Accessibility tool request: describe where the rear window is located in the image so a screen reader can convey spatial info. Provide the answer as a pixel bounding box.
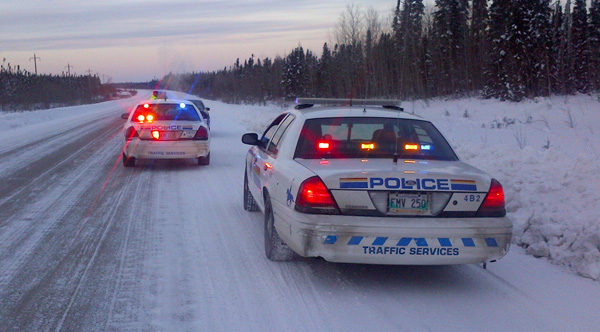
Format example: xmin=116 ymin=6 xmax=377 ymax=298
xmin=132 ymin=104 xmax=201 ymax=121
xmin=294 ymin=117 xmax=458 ymax=160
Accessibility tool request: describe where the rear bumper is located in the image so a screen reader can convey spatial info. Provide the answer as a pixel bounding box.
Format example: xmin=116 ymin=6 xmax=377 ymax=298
xmin=272 ymin=200 xmax=512 ymax=265
xmin=124 ymin=139 xmax=209 ymax=159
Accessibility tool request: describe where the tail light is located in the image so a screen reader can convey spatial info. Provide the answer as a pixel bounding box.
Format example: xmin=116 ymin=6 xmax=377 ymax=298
xmin=194 ymin=126 xmax=208 ymax=140
xmin=295 ymin=176 xmax=340 ymax=214
xmin=477 ymin=179 xmax=506 ymax=217
xmin=125 ymin=126 xmax=138 ymax=140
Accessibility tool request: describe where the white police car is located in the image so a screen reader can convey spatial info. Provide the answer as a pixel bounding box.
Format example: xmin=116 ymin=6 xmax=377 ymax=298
xmin=242 ymin=98 xmax=512 ymax=265
xmin=121 ymin=99 xmax=210 ymax=167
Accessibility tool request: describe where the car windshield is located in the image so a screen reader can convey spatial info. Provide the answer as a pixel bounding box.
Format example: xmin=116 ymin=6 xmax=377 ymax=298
xmin=294 ymin=117 xmax=458 ymax=160
xmin=132 ymin=104 xmax=201 ymax=121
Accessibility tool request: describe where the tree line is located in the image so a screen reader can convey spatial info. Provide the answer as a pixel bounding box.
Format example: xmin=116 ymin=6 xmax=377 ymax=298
xmin=165 ymin=0 xmax=600 ymax=103
xmin=0 ymin=61 xmax=116 ymax=111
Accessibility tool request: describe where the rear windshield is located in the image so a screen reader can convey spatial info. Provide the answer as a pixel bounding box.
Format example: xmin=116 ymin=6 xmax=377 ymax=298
xmin=294 ymin=117 xmax=458 ymax=160
xmin=132 ymin=104 xmax=201 ymax=121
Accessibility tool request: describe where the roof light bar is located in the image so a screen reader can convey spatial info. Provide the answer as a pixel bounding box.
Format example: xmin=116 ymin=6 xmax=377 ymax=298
xmin=295 ymin=98 xmax=401 ymax=107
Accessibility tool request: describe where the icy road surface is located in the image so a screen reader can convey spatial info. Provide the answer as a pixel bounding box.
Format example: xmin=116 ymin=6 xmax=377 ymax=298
xmin=1 ymin=95 xmax=599 ymax=331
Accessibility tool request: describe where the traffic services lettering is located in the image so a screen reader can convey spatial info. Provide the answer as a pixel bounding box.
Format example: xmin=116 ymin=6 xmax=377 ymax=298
xmin=148 ymin=151 xmax=186 ymax=155
xmin=340 ymin=177 xmax=477 ymax=191
xmin=362 ymin=246 xmax=459 ymax=256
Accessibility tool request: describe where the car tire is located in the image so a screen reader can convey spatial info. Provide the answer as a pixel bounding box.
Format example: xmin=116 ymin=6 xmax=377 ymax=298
xmin=264 ymin=193 xmax=295 ymax=261
xmin=243 ymin=171 xmax=259 ymax=211
xmin=123 ymin=153 xmax=136 ymax=167
xmin=198 ymin=152 xmax=210 ymax=165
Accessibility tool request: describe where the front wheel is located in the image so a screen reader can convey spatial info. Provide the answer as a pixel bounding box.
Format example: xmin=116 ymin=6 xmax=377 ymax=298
xmin=264 ymin=194 xmax=295 ymax=261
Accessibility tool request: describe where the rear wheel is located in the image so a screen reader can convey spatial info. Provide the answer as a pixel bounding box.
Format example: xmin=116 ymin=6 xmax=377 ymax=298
xmin=198 ymin=152 xmax=210 ymax=165
xmin=122 ymin=153 xmax=135 ymax=167
xmin=264 ymin=194 xmax=295 ymax=261
xmin=243 ymin=171 xmax=258 ymax=211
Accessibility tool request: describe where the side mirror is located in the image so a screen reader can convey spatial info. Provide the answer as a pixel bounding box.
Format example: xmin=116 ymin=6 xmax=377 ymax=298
xmin=205 ymin=107 xmax=210 ymax=112
xmin=121 ymin=113 xmax=129 ymax=119
xmin=241 ymin=133 xmax=259 ymax=145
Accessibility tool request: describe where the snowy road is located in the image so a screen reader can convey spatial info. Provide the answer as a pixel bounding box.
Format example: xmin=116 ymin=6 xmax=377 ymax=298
xmin=1 ymin=95 xmax=599 ymax=331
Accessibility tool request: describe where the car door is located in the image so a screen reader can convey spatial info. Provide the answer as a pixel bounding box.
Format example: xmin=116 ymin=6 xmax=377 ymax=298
xmin=262 ymin=114 xmax=296 ymax=208
xmin=247 ymin=113 xmax=288 ymax=203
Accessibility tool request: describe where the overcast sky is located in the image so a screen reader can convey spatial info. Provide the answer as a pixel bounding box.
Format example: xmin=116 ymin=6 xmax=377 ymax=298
xmin=2 ymin=1 xmax=398 ymax=83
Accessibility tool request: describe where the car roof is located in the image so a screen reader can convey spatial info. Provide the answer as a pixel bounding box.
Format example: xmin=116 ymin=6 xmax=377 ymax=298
xmin=292 ymin=106 xmax=425 ymax=121
xmin=138 ymin=99 xmax=193 ymax=105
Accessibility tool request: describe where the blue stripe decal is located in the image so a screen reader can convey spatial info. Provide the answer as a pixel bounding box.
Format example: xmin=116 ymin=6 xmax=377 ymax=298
xmin=438 ymin=238 xmax=452 ymax=247
xmin=347 ymin=236 xmax=363 ymax=245
xmin=372 ymin=237 xmax=388 ymax=246
xmin=462 ymin=238 xmax=476 ymax=247
xmin=397 ymin=238 xmax=412 ymax=246
xmin=340 ymin=182 xmax=368 ymax=189
xmin=324 ymin=235 xmax=337 ymax=245
xmin=485 ymin=238 xmax=498 ymax=247
xmin=415 ymin=238 xmax=428 ymax=247
xmin=451 ymin=184 xmax=478 ymax=191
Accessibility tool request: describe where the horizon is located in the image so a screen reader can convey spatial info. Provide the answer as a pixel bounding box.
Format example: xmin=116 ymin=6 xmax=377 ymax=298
xmin=2 ymin=1 xmax=396 ymax=83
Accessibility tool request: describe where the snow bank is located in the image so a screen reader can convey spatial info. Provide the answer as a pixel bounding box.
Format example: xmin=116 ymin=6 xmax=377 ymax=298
xmin=225 ymin=94 xmax=600 ymax=280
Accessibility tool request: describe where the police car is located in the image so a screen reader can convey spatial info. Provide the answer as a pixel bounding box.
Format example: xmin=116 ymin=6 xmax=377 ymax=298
xmin=242 ymin=98 xmax=512 ymax=265
xmin=121 ymin=99 xmax=210 ymax=167
xmin=188 ymin=99 xmax=211 ymax=129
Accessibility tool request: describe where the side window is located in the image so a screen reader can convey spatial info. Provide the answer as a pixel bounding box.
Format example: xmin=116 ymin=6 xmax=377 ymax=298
xmin=260 ymin=113 xmax=287 ymax=149
xmin=267 ymin=114 xmax=295 ymax=155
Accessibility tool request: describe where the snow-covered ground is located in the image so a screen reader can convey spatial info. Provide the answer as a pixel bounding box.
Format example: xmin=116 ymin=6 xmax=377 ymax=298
xmin=1 ymin=90 xmax=600 ymax=331
xmin=1 ymin=93 xmax=599 ymax=281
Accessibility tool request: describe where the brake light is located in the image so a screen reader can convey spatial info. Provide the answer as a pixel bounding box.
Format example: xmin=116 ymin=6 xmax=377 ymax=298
xmin=125 ymin=126 xmax=138 ymax=140
xmin=318 ymin=141 xmax=330 ymax=149
xmin=194 ymin=126 xmax=208 ymax=140
xmin=295 ymin=176 xmax=339 ymax=214
xmin=152 ymin=130 xmax=160 ymax=140
xmin=477 ymin=179 xmax=506 ymax=217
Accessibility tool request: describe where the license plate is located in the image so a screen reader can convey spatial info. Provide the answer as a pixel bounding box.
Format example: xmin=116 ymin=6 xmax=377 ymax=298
xmin=156 ymin=131 xmax=181 ymax=140
xmin=388 ymin=193 xmax=428 ymax=214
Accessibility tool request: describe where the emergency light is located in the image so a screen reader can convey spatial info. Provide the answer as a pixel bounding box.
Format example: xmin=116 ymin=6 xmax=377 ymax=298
xmin=361 ymin=143 xmax=375 ymax=150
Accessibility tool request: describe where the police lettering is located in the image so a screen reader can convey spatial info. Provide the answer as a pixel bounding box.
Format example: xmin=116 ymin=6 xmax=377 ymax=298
xmin=149 ymin=125 xmax=183 ymax=130
xmin=369 ymin=177 xmax=450 ymax=190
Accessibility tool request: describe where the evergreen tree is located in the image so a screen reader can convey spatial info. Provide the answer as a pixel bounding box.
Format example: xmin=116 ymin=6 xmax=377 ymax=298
xmin=590 ymin=0 xmax=600 ymax=90
xmin=470 ymin=0 xmax=490 ymax=92
xmin=550 ymin=2 xmax=567 ymax=94
xmin=525 ymin=0 xmax=552 ymax=96
xmin=317 ymin=43 xmax=334 ymax=97
xmin=486 ymin=0 xmax=552 ymax=100
xmin=571 ymin=0 xmax=589 ymax=92
xmin=395 ymin=0 xmax=425 ymax=98
xmin=281 ymin=46 xmax=308 ymax=99
xmin=432 ymin=0 xmax=469 ymax=95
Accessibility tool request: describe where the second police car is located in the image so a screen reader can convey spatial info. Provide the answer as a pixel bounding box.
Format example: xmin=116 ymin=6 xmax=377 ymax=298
xmin=242 ymin=98 xmax=512 ymax=265
xmin=122 ymin=98 xmax=210 ymax=167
